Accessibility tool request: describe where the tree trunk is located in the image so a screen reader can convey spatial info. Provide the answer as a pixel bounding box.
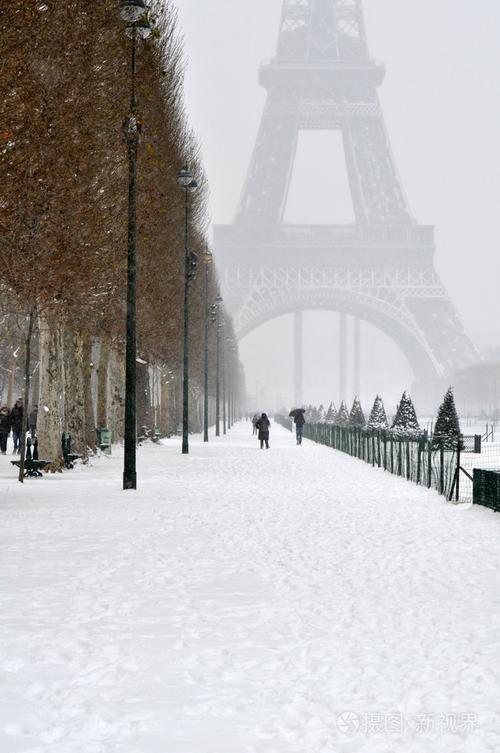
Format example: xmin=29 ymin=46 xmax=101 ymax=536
xmin=29 ymin=321 xmax=40 ymax=408
xmin=160 ymin=373 xmax=170 ymax=436
xmin=62 ymin=329 xmax=86 ymax=456
xmin=82 ymin=332 xmax=96 ymax=452
xmin=136 ymin=361 xmax=151 ymax=434
xmin=37 ymin=316 xmax=64 ymax=460
xmin=108 ymin=345 xmax=125 ymax=443
xmin=97 ymin=338 xmax=111 ymax=429
xmin=6 ymin=352 xmax=16 ymax=407
xmin=18 ymin=307 xmax=36 ymax=482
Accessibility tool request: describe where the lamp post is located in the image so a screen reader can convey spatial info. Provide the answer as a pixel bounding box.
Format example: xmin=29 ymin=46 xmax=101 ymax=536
xmin=228 ymin=351 xmax=233 ymax=430
xmin=202 ymin=246 xmax=213 ymax=442
xmin=221 ymin=315 xmax=226 ymax=435
xmin=177 ymin=166 xmax=198 ymax=455
xmin=214 ymin=294 xmax=223 ymax=436
xmin=226 ymin=339 xmax=237 ymax=430
xmin=120 ymin=0 xmax=151 ymax=491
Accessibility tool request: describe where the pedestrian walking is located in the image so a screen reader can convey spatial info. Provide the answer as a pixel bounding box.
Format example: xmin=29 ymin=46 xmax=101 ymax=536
xmin=28 ymin=404 xmax=38 ymax=438
xmin=252 ymin=413 xmax=260 ymax=436
xmin=256 ymin=412 xmax=271 ymax=449
xmin=10 ymin=398 xmax=24 ymax=454
xmin=0 ymin=405 xmax=10 ymax=455
xmin=289 ymin=407 xmax=306 ymax=445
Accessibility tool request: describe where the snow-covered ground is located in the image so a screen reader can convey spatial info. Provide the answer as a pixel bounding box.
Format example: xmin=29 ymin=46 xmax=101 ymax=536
xmin=1 ymin=421 xmax=500 ymax=753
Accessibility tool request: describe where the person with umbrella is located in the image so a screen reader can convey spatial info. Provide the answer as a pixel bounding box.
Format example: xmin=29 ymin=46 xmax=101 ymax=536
xmin=289 ymin=408 xmax=306 ymax=445
xmin=255 ymin=412 xmax=271 ymax=449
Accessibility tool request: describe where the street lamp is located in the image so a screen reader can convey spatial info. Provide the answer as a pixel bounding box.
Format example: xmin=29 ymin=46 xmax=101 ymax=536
xmin=228 ymin=349 xmax=233 ymax=431
xmin=222 ymin=315 xmax=226 ymax=435
xmin=231 ymin=341 xmax=238 ymax=428
xmin=177 ymin=166 xmax=198 ymax=454
xmin=226 ymin=339 xmax=237 ymax=430
xmin=202 ymin=245 xmax=213 ymax=442
xmin=120 ymin=0 xmax=151 ymax=491
xmin=213 ymin=294 xmax=223 ymax=436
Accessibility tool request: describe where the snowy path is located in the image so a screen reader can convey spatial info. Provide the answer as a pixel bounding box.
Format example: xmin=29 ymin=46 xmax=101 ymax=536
xmin=1 ymin=422 xmax=500 ymax=753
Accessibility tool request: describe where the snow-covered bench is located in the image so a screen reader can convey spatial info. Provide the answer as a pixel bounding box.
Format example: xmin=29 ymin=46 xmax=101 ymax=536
xmin=11 ymin=438 xmax=50 ymax=478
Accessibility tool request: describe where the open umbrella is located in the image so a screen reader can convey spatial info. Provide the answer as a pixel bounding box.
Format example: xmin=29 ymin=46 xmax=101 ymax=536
xmin=289 ymin=408 xmax=305 ymax=418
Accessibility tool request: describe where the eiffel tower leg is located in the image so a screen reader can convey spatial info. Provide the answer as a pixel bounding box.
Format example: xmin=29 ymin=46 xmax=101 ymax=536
xmin=339 ymin=313 xmax=347 ymax=400
xmin=354 ymin=317 xmax=361 ymax=398
xmin=342 ymin=124 xmax=367 ymax=223
xmin=294 ymin=310 xmax=303 ymax=406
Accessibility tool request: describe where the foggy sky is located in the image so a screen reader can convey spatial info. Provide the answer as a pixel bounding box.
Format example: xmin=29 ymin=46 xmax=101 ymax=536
xmin=173 ymin=0 xmax=500 ymax=408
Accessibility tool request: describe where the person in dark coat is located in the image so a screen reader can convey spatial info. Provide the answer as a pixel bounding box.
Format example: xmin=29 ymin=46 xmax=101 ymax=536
xmin=10 ymin=398 xmax=23 ymax=454
xmin=28 ymin=404 xmax=38 ymax=438
xmin=0 ymin=406 xmax=10 ymax=454
xmin=294 ymin=409 xmax=306 ymax=445
xmin=256 ymin=412 xmax=271 ymax=449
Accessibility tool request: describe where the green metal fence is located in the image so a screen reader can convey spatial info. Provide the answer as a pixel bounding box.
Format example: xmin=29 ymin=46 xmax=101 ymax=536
xmin=276 ymin=416 xmax=467 ymax=503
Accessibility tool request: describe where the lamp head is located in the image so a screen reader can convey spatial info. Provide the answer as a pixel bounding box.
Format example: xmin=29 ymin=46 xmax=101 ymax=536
xmin=177 ymin=167 xmax=193 ymax=188
xmin=119 ymin=0 xmax=146 ymax=23
xmin=126 ymin=19 xmax=152 ymax=38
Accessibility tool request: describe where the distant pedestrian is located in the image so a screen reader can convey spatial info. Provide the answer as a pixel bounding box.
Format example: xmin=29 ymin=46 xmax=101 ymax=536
xmin=0 ymin=406 xmax=10 ymax=455
xmin=292 ymin=408 xmax=306 ymax=445
xmin=256 ymin=412 xmax=271 ymax=449
xmin=28 ymin=404 xmax=38 ymax=438
xmin=10 ymin=398 xmax=23 ymax=454
xmin=252 ymin=413 xmax=260 ymax=435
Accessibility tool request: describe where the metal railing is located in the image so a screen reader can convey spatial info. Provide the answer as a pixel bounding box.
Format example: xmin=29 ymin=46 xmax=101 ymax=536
xmin=276 ymin=416 xmax=493 ymax=505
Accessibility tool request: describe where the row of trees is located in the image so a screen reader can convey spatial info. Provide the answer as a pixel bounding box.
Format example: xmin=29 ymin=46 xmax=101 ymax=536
xmin=0 ymin=1 xmax=243 ymax=462
xmin=293 ymin=387 xmax=461 ymax=444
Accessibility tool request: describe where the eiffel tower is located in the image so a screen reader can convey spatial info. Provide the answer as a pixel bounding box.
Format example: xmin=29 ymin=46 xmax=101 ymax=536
xmin=214 ymin=0 xmax=478 ymax=407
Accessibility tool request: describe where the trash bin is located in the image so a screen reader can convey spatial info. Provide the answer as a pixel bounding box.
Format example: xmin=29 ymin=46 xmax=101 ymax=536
xmin=98 ymin=427 xmax=112 ymax=455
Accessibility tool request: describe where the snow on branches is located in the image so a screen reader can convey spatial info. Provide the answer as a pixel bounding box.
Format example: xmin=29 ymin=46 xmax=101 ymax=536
xmin=367 ymin=395 xmax=389 ymax=430
xmin=391 ymin=391 xmax=421 ymax=438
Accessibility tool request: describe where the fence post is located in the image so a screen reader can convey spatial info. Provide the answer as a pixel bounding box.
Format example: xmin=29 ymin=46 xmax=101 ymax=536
xmin=406 ymin=441 xmax=411 ymax=481
xmin=427 ymin=440 xmax=432 ymax=488
xmin=439 ymin=442 xmax=444 ymax=495
xmin=383 ymin=432 xmax=387 ymax=471
xmin=416 ymin=438 xmax=422 ymax=485
xmin=398 ymin=441 xmax=402 ymax=476
xmin=390 ymin=435 xmax=394 ymax=474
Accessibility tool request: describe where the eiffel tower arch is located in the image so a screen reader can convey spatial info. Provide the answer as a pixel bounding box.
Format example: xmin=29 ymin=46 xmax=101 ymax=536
xmin=214 ymin=0 xmax=478 ymax=406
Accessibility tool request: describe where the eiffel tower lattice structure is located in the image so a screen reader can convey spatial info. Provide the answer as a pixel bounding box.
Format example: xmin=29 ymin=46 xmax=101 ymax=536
xmin=214 ymin=0 xmax=478 ymax=403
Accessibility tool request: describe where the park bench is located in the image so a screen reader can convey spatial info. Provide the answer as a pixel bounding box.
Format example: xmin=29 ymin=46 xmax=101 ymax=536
xmin=61 ymin=432 xmax=81 ymax=469
xmin=138 ymin=425 xmax=151 ymax=444
xmin=11 ymin=437 xmax=51 ymax=478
